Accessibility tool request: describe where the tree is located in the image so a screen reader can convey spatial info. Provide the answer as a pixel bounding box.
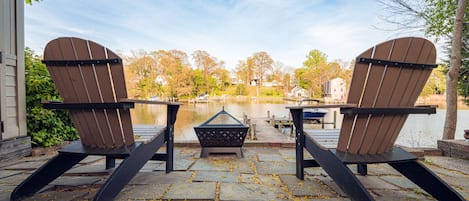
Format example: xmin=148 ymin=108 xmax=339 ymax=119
xmin=377 ymin=0 xmax=468 ymax=139
xmin=443 ymin=0 xmax=467 ymax=139
xmin=25 ymin=0 xmax=40 ymax=5
xmin=235 ymin=60 xmax=254 ymax=86
xmin=303 ymin=50 xmax=327 ymax=68
xmin=251 ymin=51 xmax=274 ymax=87
xmin=126 ymin=55 xmax=158 ymax=98
xmin=296 ymin=50 xmax=331 ymax=98
xmin=191 ymin=50 xmax=218 ymax=94
xmin=156 ymin=50 xmax=193 ymax=98
xmin=422 ymin=65 xmax=447 ymax=96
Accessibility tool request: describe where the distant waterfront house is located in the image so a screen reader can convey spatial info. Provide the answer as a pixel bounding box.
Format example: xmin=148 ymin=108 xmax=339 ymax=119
xmin=262 ymin=80 xmax=282 ymax=87
xmin=323 ymin=77 xmax=346 ymax=102
xmin=289 ymin=86 xmax=309 ymax=98
xmin=0 ymin=0 xmax=30 ymax=161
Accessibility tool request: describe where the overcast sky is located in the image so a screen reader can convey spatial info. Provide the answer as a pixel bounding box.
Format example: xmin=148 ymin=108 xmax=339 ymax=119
xmin=25 ymin=0 xmax=426 ymax=70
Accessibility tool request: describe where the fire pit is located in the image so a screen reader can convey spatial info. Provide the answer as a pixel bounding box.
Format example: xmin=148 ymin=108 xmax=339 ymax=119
xmin=194 ymin=107 xmax=249 ymax=157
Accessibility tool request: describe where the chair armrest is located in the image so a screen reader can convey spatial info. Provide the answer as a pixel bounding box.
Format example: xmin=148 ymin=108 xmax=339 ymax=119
xmin=42 ymin=101 xmax=135 ymax=110
xmin=119 ymin=98 xmax=183 ymax=106
xmin=286 ymin=104 xmax=357 ymax=110
xmin=340 ymin=105 xmax=436 ymax=116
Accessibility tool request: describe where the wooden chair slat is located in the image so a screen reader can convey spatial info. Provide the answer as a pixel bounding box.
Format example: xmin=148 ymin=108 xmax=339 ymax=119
xmin=45 ymin=38 xmax=104 ymax=147
xmin=382 ymin=38 xmax=436 ymax=152
xmin=43 ymin=37 xmax=137 ymax=148
xmin=337 ymin=37 xmax=436 ymax=154
xmin=87 ymin=40 xmax=125 ymax=147
xmin=44 ymin=41 xmax=91 ymax=145
xmin=71 ymin=38 xmax=113 ymax=148
xmin=360 ymin=38 xmax=413 ymax=154
xmin=347 ymin=39 xmax=394 ymax=154
xmin=337 ymin=49 xmax=372 ymax=151
xmin=106 ymin=50 xmax=134 ymax=145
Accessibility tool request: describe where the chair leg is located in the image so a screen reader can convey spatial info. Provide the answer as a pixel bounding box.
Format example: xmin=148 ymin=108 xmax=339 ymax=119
xmin=93 ymin=136 xmax=165 ymax=201
xmin=357 ymin=164 xmax=368 ymax=176
xmin=166 ymin=128 xmax=174 ymax=173
xmin=11 ymin=153 xmax=86 ymax=201
xmin=290 ymin=108 xmax=305 ymax=180
xmin=389 ymin=161 xmax=465 ymax=201
xmin=165 ymin=104 xmax=179 ymax=173
xmin=304 ymin=139 xmax=374 ymax=201
xmin=105 ymin=157 xmax=116 ymax=169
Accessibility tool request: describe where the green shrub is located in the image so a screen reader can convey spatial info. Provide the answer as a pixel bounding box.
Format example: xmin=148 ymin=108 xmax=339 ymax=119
xmin=25 ymin=48 xmax=78 ymax=147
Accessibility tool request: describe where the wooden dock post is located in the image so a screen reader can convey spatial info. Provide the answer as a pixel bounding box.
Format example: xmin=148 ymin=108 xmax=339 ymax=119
xmin=251 ymin=122 xmax=257 ymax=140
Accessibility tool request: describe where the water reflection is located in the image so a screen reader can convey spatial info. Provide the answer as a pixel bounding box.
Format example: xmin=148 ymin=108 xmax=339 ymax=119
xmin=130 ymin=100 xmax=468 ymax=148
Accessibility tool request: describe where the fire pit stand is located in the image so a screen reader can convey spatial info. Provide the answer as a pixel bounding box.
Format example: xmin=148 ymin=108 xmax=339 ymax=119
xmin=194 ymin=107 xmax=249 ymax=157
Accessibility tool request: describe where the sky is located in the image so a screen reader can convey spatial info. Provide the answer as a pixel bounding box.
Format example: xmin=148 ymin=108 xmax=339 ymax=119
xmin=24 ymin=0 xmax=426 ymax=70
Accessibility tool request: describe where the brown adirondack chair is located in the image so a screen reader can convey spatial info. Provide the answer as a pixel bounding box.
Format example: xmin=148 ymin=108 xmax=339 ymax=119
xmin=288 ymin=37 xmax=464 ymax=201
xmin=11 ymin=37 xmax=181 ymax=201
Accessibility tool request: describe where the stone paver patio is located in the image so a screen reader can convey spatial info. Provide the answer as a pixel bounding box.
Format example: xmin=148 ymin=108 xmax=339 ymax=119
xmin=1 ymin=146 xmax=468 ymax=200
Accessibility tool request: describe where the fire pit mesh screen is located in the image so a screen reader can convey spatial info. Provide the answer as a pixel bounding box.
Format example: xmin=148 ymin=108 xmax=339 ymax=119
xmin=194 ymin=107 xmax=249 ymax=157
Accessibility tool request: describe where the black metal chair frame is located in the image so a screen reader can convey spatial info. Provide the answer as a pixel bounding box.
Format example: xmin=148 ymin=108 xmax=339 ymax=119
xmin=289 ymin=105 xmax=464 ymax=201
xmin=10 ymin=103 xmax=179 ymax=201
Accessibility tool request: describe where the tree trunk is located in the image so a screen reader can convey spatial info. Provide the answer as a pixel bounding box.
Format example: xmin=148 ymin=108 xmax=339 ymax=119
xmin=443 ymin=0 xmax=467 ymax=139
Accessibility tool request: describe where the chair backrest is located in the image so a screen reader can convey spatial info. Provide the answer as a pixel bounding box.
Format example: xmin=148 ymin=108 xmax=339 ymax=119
xmin=43 ymin=37 xmax=134 ymax=148
xmin=337 ymin=37 xmax=436 ymax=154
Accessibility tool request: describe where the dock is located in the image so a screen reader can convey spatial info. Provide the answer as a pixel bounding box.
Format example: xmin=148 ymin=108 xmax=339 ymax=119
xmin=265 ymin=110 xmax=339 ymax=135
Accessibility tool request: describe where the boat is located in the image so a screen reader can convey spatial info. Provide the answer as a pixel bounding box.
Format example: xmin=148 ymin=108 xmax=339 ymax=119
xmin=299 ymin=98 xmax=328 ymax=123
xmin=196 ymin=94 xmax=209 ymax=103
xmin=303 ymin=108 xmax=328 ymax=119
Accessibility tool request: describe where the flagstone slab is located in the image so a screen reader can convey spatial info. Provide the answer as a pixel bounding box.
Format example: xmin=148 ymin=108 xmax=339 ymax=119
xmin=278 ymin=149 xmax=295 ymax=158
xmin=193 ymin=171 xmax=238 ymax=183
xmin=0 ymin=185 xmax=16 ymax=201
xmin=4 ymin=161 xmax=47 ymax=170
xmin=425 ymin=156 xmax=469 ymax=175
xmin=190 ymin=159 xmax=231 ymax=171
xmin=366 ymin=164 xmax=401 ymax=176
xmin=0 ymin=173 xmax=30 ymax=185
xmin=256 ymin=161 xmax=295 ymax=175
xmin=305 ymin=167 xmax=328 ymax=176
xmin=230 ymin=159 xmax=255 ymax=174
xmin=371 ymin=189 xmax=430 ymax=200
xmin=154 ymin=158 xmax=195 ymax=171
xmin=129 ymin=171 xmax=193 ymax=184
xmin=379 ymin=176 xmax=418 ymax=189
xmin=279 ymin=175 xmax=335 ymax=197
xmin=257 ymin=153 xmax=284 ymax=162
xmin=163 ymin=182 xmax=216 ymax=200
xmin=315 ymin=177 xmax=347 ymax=197
xmin=50 ymin=176 xmax=101 ymax=186
xmin=66 ymin=164 xmax=110 ymax=175
xmin=174 ymin=158 xmax=196 ymax=171
xmin=240 ymin=173 xmax=282 ymax=186
xmin=219 ymin=183 xmax=286 ymax=201
xmin=140 ymin=161 xmax=165 ymax=171
xmin=436 ymin=174 xmax=469 ymax=190
xmin=115 ymin=184 xmax=170 ymax=200
xmin=0 ymin=170 xmax=23 ymax=179
xmin=22 ymin=191 xmax=87 ymax=201
xmin=356 ymin=175 xmax=399 ymax=190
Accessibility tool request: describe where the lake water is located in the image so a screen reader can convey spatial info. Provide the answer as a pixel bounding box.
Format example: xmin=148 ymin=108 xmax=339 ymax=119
xmin=131 ymin=99 xmax=469 ymax=148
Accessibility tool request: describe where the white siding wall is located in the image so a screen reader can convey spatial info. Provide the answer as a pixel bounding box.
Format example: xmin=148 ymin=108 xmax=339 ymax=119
xmin=0 ymin=0 xmax=26 ymax=140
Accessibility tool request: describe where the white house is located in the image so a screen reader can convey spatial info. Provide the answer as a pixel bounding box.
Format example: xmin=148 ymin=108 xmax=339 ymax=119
xmin=289 ymin=86 xmax=309 ymax=98
xmin=0 ymin=0 xmax=29 ymax=161
xmin=323 ymin=77 xmax=346 ymax=102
